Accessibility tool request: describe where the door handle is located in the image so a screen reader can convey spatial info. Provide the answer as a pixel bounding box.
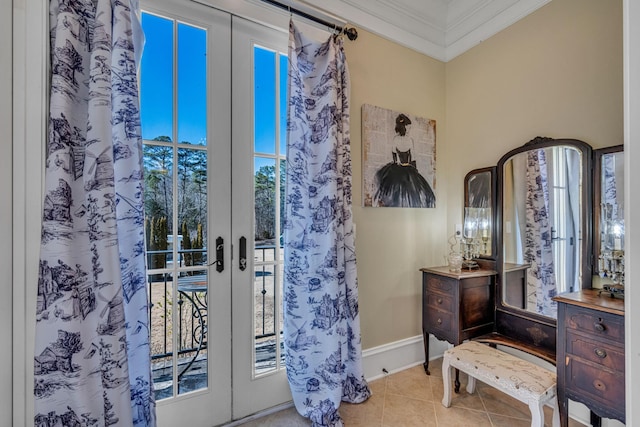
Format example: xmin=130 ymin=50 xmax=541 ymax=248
xmin=239 ymin=236 xmax=247 ymax=271
xmin=215 ymin=236 xmax=224 ymax=273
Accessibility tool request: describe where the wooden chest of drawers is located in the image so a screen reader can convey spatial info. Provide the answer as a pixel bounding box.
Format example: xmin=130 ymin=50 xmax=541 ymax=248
xmin=420 ymin=266 xmax=496 ymax=375
xmin=555 ymin=289 xmax=625 ymax=427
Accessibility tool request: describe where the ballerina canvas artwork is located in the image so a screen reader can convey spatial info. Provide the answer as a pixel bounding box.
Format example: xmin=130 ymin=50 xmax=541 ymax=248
xmin=362 ymin=104 xmax=436 ymax=208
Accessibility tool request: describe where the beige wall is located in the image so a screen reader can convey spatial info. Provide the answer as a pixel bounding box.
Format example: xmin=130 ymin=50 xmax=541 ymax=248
xmin=446 ymin=0 xmax=623 ymax=232
xmin=344 ymin=31 xmax=448 ymax=349
xmin=345 ymin=0 xmax=623 ymax=350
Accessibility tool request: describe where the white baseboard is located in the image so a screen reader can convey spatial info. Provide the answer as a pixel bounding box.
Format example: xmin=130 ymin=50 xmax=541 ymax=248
xmin=362 ymin=334 xmax=450 ymax=381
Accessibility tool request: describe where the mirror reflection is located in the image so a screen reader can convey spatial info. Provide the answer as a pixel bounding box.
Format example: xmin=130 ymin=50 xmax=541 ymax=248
xmin=465 ymin=170 xmax=493 ymax=258
xmin=597 ymin=149 xmax=625 ymax=296
xmin=502 ymin=145 xmax=583 ymax=318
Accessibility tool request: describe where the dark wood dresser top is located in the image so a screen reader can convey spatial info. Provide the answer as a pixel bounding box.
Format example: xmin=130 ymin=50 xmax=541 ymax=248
xmin=419 ymin=266 xmax=497 ymax=280
xmin=553 ymin=288 xmax=624 ymax=316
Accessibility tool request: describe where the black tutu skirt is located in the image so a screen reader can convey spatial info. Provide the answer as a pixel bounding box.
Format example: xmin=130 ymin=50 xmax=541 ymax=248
xmin=374 ymin=163 xmax=435 ymax=208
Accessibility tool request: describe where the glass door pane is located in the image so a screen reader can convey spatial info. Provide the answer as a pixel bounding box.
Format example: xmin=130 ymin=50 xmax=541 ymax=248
xmin=140 ymin=2 xmax=231 ymax=425
xmin=252 ymin=47 xmax=287 ymax=376
xmin=232 ymin=17 xmax=291 ymax=419
xmin=142 ymin=12 xmax=210 ymax=399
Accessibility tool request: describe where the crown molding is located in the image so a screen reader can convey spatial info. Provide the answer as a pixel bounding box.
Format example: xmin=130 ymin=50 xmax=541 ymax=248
xmin=302 ymin=0 xmax=551 ymax=62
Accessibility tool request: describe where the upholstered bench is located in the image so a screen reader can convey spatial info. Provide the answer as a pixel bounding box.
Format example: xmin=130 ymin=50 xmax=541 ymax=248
xmin=442 ymin=341 xmax=559 ymax=427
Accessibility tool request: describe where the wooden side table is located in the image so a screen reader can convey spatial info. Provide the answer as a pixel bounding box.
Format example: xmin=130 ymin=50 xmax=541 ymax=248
xmin=554 ymin=289 xmax=625 ymax=427
xmin=420 ymin=266 xmax=496 ymax=390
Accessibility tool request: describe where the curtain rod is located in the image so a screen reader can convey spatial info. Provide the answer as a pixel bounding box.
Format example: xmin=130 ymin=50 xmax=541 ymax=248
xmin=259 ymin=0 xmax=358 ymax=40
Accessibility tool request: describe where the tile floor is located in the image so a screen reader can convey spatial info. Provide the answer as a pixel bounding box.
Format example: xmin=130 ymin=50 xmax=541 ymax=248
xmin=236 ymin=357 xmax=586 ymax=427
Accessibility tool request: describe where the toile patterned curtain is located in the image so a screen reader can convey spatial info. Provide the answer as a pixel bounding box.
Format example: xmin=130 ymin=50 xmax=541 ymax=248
xmin=603 ymin=153 xmax=619 ymax=217
xmin=283 ymin=20 xmax=371 ymax=427
xmin=524 ymin=149 xmax=557 ymax=317
xmin=34 ymin=1 xmax=156 ymax=425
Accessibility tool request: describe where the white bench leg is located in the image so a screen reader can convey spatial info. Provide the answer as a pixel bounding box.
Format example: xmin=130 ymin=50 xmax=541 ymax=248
xmin=466 ymin=374 xmax=476 ymax=394
xmin=441 ymin=355 xmax=452 ymax=408
xmin=528 ymin=400 xmax=544 ymax=427
xmin=550 ymin=398 xmax=560 ymax=427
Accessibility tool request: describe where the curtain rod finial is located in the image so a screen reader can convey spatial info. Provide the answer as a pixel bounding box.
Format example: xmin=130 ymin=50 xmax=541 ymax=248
xmin=343 ymin=27 xmax=358 ymax=41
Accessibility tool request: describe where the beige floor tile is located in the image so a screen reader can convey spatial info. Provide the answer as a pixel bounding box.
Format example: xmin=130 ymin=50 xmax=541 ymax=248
xmin=385 ymin=365 xmax=433 ymax=402
xmin=491 ymin=410 xmax=579 ymax=427
xmin=431 ymin=364 xmax=484 ymax=413
xmin=425 ymin=358 xmax=442 ymax=378
xmin=476 ymin=381 xmax=530 ymax=419
xmin=382 ymin=394 xmax=437 ymax=427
xmin=368 ymin=376 xmax=387 ymax=396
xmin=340 ymin=388 xmax=385 ymax=426
xmin=233 ymin=357 xmax=590 ymax=427
xmin=488 ymin=413 xmax=532 ymax=427
xmin=434 ymin=404 xmax=492 ymax=427
xmin=432 ymin=377 xmax=486 ymax=412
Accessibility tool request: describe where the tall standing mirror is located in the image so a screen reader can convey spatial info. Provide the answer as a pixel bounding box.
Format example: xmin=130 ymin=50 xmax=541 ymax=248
xmin=464 ymin=167 xmax=496 ymax=259
xmin=594 ymin=145 xmax=624 ymax=297
xmin=496 ymin=137 xmax=592 ymax=356
xmin=500 ymin=138 xmax=592 ymax=317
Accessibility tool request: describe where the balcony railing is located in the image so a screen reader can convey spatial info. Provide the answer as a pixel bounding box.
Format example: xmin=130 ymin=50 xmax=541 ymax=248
xmin=147 ymin=245 xmax=283 ymax=398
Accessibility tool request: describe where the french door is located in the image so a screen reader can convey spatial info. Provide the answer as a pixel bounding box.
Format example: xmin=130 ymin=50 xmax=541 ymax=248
xmin=140 ymin=1 xmax=290 ymax=425
xmin=231 ymin=17 xmax=290 ymax=419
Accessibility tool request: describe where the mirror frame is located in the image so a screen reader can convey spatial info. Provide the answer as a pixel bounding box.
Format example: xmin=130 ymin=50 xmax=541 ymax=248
xmin=593 ymin=145 xmax=624 ymax=276
xmin=495 ymin=136 xmax=593 ymax=357
xmin=464 ymin=167 xmax=497 ymax=260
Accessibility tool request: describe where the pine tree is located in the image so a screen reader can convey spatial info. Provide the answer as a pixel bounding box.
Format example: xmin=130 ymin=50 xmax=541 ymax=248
xmin=193 ymin=222 xmax=203 ymax=266
xmin=103 ymin=391 xmax=119 ymax=426
xmin=148 ymin=216 xmax=168 ymax=280
xmin=181 ymin=221 xmax=192 ymax=268
xmin=158 ymin=217 xmax=168 ymax=268
xmin=144 ymin=216 xmax=150 ymax=249
xmin=149 ymin=217 xmax=158 ymax=269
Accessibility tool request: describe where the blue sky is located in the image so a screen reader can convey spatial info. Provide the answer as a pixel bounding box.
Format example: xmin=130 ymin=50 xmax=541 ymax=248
xmin=140 ymin=12 xmax=288 ymax=169
xmin=140 ymin=13 xmax=206 ymax=146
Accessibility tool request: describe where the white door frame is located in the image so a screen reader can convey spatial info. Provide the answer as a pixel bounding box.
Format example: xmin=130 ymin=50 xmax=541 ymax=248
xmin=231 ymin=16 xmax=292 ymax=419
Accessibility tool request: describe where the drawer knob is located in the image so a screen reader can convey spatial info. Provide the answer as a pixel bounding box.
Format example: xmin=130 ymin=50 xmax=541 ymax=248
xmin=594 ymin=322 xmax=606 ymax=332
xmin=593 ymin=379 xmax=606 ymax=391
xmin=594 ymin=348 xmax=607 ymax=359
xmin=437 ymin=318 xmax=442 ymax=325
xmin=437 ymin=297 xmax=443 ymax=304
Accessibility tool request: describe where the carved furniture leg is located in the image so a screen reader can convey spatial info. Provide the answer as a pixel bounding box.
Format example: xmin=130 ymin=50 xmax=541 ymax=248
xmin=466 ymin=371 xmax=476 ymax=394
xmin=558 ymin=392 xmax=568 ymax=427
xmin=422 ymin=329 xmax=430 ymax=375
xmin=528 ymin=400 xmax=545 ymax=427
xmin=441 ymin=352 xmax=452 ymax=407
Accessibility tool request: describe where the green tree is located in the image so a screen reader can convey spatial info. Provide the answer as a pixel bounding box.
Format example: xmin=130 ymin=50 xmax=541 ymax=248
xmin=147 ymin=216 xmax=168 ymax=273
xmin=143 ymin=137 xmax=173 ymax=227
xmin=193 ymin=222 xmax=204 ymax=266
xmin=191 ymin=149 xmax=208 ymax=233
xmin=177 ymin=148 xmax=208 ymax=240
xmin=181 ymin=221 xmax=192 ymax=268
xmin=255 ymin=164 xmax=276 ymax=241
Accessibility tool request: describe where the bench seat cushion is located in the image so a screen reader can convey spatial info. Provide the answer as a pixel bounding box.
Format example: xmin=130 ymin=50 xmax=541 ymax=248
xmin=445 ymin=341 xmax=556 ymax=401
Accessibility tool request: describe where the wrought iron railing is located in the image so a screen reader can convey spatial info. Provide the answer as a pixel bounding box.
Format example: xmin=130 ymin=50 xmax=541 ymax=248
xmin=147 ymin=246 xmax=281 ymax=371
